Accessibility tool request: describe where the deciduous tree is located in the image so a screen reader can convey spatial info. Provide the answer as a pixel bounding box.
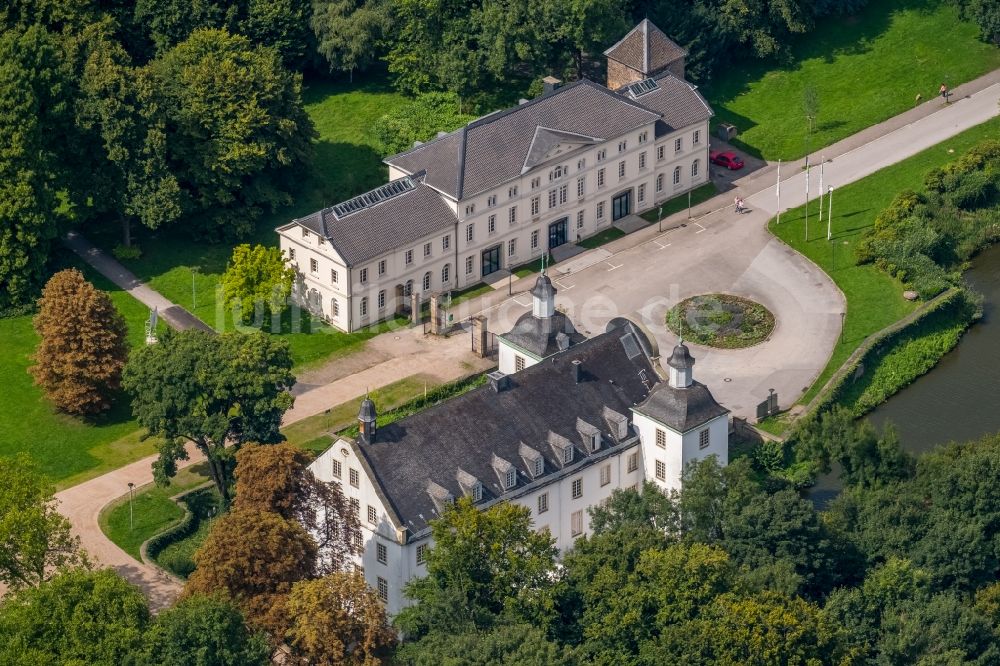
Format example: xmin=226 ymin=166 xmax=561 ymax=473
xmin=234 ymin=443 xmax=360 ymax=573
xmin=30 ymin=269 xmax=129 ymax=415
xmin=122 ymin=330 xmax=295 ymax=502
xmin=368 ymin=92 xmax=474 ymax=157
xmin=221 ymin=244 xmax=294 ymax=324
xmin=127 ymin=594 xmax=270 ymax=666
xmin=285 ymin=572 xmax=396 ymax=664
xmin=311 ymin=0 xmax=391 ymax=77
xmin=0 ymin=568 xmax=148 ymax=665
xmin=185 ymin=509 xmax=317 ymax=637
xmin=0 ymin=455 xmax=85 ymax=590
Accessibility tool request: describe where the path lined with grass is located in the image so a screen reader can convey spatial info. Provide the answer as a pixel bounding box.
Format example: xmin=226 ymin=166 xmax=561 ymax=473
xmin=706 ymin=0 xmax=1000 ymax=160
xmin=768 ymin=116 xmax=1000 ymax=407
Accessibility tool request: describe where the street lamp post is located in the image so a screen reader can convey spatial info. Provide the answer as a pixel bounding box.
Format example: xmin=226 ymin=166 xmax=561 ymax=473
xmin=127 ymin=482 xmax=135 ymax=531
xmin=658 ymin=204 xmax=664 ymax=233
xmin=687 ymin=190 xmax=692 ymax=218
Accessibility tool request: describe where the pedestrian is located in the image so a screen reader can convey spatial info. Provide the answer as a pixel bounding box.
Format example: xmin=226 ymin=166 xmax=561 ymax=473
xmin=734 ymin=196 xmax=741 ymax=213
xmin=939 ymin=83 xmax=948 ymax=101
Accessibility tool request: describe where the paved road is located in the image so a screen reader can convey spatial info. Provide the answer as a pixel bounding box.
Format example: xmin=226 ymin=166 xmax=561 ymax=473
xmin=44 ymin=71 xmax=1000 ymax=610
xmin=64 ymin=232 xmax=214 ymax=333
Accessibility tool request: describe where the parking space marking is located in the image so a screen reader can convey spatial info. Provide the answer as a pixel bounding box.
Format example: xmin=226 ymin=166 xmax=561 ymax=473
xmin=606 ymin=262 xmax=623 ymax=271
xmin=693 ymin=222 xmax=707 ymax=234
xmin=654 ymin=241 xmax=671 ymax=250
xmin=554 ymin=279 xmax=575 ymax=291
xmin=513 ymin=296 xmax=532 ymax=308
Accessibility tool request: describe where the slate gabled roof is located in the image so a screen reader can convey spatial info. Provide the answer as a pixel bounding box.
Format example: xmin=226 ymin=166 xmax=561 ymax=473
xmin=632 ymin=380 xmax=729 ymax=434
xmin=603 ymin=19 xmax=687 ymax=75
xmin=284 ymin=176 xmax=457 ymax=267
xmin=499 ymin=310 xmax=586 ymax=359
xmin=636 ymin=71 xmax=714 ymax=136
xmin=385 ymin=80 xmax=662 ymax=200
xmin=355 ymin=321 xmax=659 ymax=537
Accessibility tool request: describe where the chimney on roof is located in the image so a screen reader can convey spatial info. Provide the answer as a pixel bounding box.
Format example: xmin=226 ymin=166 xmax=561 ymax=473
xmin=542 ymin=76 xmax=562 ymax=95
xmin=488 ymin=370 xmax=511 ymax=392
xmin=572 ymin=359 xmax=582 ymax=384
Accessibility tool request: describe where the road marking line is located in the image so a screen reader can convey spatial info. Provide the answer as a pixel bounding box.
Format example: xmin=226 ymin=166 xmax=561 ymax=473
xmin=554 ymin=279 xmax=575 ymax=291
xmin=654 ymin=241 xmax=671 ymax=250
xmin=606 ymin=262 xmax=623 ymax=271
xmin=513 ymin=297 xmax=531 ymax=307
xmin=694 ymin=222 xmax=707 ymax=234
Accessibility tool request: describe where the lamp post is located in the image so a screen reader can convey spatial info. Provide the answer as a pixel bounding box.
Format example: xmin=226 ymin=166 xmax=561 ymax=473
xmin=687 ymin=190 xmax=692 ymax=218
xmin=804 ymin=156 xmax=810 ymax=242
xmin=658 ymin=204 xmax=664 ymax=233
xmin=127 ymin=482 xmax=135 ymax=531
xmin=818 ymin=157 xmax=825 ymax=225
xmin=827 ymin=186 xmax=833 ymax=241
xmin=776 ymin=159 xmax=781 ymax=225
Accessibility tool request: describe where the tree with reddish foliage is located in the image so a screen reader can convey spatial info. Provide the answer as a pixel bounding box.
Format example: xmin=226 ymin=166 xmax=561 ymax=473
xmin=234 ymin=443 xmax=360 ymax=574
xmin=30 ymin=268 xmax=128 ymax=415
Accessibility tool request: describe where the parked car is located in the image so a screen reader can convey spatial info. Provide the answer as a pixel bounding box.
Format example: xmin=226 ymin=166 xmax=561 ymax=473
xmin=710 ymin=150 xmax=745 ymax=170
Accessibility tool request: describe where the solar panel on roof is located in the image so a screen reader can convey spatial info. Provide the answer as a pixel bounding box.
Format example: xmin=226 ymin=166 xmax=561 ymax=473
xmin=627 ymin=78 xmax=659 ymax=98
xmin=331 ymin=177 xmax=415 ymax=218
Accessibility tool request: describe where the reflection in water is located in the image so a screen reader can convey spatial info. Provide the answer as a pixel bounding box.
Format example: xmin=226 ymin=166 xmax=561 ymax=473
xmin=809 ymin=244 xmax=1000 ymax=504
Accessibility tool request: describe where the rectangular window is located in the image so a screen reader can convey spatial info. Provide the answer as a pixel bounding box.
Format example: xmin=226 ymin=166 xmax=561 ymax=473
xmin=368 ymin=505 xmax=377 ymax=524
xmin=597 ymin=201 xmax=605 ymax=219
xmin=600 ymin=464 xmax=611 ymax=486
xmin=505 ymin=468 xmax=516 ymax=489
xmin=618 ymin=161 xmax=626 ymax=179
xmin=618 ymin=140 xmax=627 ymax=153
xmin=377 ymin=577 xmax=388 ymax=602
xmin=515 ymin=355 xmax=525 ymax=372
xmin=656 ymin=174 xmax=664 ymax=192
xmin=416 ymin=543 xmax=427 ymax=565
xmin=655 ymin=460 xmax=666 ymax=481
xmin=465 ymin=204 xmax=475 ymax=215
xmin=405 ymin=249 xmax=413 ymax=265
xmin=309 ymin=258 xmax=318 ymax=274
xmin=376 ymin=542 xmax=387 ymax=564
xmin=693 ymin=130 xmax=701 ymax=145
xmin=330 ymin=269 xmax=339 ymax=285
xmin=531 ymin=176 xmax=540 ymax=189
xmin=488 ymin=215 xmax=496 ymax=234
xmin=332 ymin=300 xmax=340 ymax=317
xmin=563 ymin=445 xmax=573 ymax=464
xmin=359 ymin=268 xmax=368 ymax=284
xmin=377 ymin=290 xmax=385 ymax=310
xmin=442 ymin=234 xmax=450 ymax=250
xmin=332 ymin=459 xmax=342 ymax=479
xmin=640 ymin=152 xmax=647 ymax=170
xmin=360 ymin=297 xmax=368 ymax=317
xmin=674 ymin=137 xmax=682 ymax=153
xmin=657 ymin=145 xmax=665 ymax=161
xmin=571 ymin=478 xmax=582 ymax=499
xmin=530 ymin=230 xmax=539 ymax=250
xmin=639 ymin=131 xmax=648 ymax=144
xmin=301 ymin=228 xmax=310 ymax=239
xmin=577 ymin=158 xmax=586 ymax=170
xmin=509 ymin=185 xmax=518 ymax=198
xmin=638 ymin=183 xmax=646 ymax=204
xmin=571 ymin=510 xmax=583 ymax=536
xmin=288 ymin=248 xmax=295 ymax=261
xmin=576 ymin=210 xmax=584 ymax=229
xmin=597 ymin=168 xmax=605 ymax=188
xmin=548 ymin=189 xmax=557 ymax=209
xmin=349 ymin=468 xmax=359 ymax=488
xmin=597 ymin=149 xmax=606 ymax=161
xmin=627 ymin=451 xmax=638 ymax=472
xmin=465 ymin=256 xmax=474 ymax=274
xmin=559 ymin=184 xmax=568 ymax=205
xmin=534 ymin=457 xmax=544 ymax=477
xmin=509 ymin=206 xmax=517 ymax=225
xmin=376 ymin=260 xmax=384 ymax=276
xmin=656 ymin=428 xmax=666 ymax=448
xmin=466 ymin=224 xmax=474 ymax=243
xmin=353 ymin=531 xmax=363 ymax=550
xmin=423 ymin=242 xmax=431 ymax=257
xmin=531 ymin=196 xmax=540 ymax=216
xmin=487 ymin=194 xmax=497 ymax=207
xmin=350 ymin=497 xmax=360 ymax=515
xmin=538 ymin=492 xmax=549 ymax=514
xmin=577 ymin=177 xmax=585 ymax=198
xmin=699 ymin=428 xmax=710 ymax=449
xmin=508 ymin=239 xmax=516 ymax=257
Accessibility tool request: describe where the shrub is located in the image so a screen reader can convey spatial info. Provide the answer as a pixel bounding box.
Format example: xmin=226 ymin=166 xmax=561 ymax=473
xmin=112 ymin=244 xmax=142 ymax=260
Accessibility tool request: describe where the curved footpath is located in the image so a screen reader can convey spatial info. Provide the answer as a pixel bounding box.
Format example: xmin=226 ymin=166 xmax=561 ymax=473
xmin=46 ymin=69 xmax=1000 ymax=610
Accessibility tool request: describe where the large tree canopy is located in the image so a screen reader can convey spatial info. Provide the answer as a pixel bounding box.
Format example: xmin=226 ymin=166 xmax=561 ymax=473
xmin=122 ymin=330 xmax=295 ymax=501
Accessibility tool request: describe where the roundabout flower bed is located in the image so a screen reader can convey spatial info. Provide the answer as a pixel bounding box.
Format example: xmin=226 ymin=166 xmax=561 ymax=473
xmin=666 ymin=294 xmax=775 ymax=349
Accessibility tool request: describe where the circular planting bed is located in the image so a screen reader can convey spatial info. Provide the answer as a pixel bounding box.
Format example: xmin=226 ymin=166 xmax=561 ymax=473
xmin=666 ymin=294 xmax=775 ymax=349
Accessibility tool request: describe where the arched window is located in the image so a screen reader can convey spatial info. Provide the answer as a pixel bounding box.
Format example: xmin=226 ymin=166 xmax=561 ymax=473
xmin=441 ymin=263 xmax=451 ymax=284
xmin=423 ymin=272 xmax=431 ymax=291
xmin=673 ymin=166 xmax=681 ymax=185
xmin=692 ymin=159 xmax=700 ymax=178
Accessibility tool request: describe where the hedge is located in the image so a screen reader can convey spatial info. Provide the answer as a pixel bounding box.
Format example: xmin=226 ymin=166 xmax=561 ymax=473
xmin=141 ymin=485 xmax=215 ymax=565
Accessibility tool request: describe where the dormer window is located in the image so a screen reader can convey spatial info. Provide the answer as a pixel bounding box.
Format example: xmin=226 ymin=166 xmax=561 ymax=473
xmin=472 ymin=483 xmax=483 ymax=501
xmin=492 ymin=454 xmax=516 ymax=491
xmin=534 ymin=458 xmax=544 ymax=476
xmin=519 ymin=442 xmax=544 ymax=479
xmin=563 ymin=446 xmax=573 ymax=464
xmin=603 ymin=406 xmax=629 ymax=440
xmin=548 ymin=431 xmax=574 ymax=467
xmin=427 ymin=481 xmax=454 ymax=512
xmin=576 ymin=418 xmax=602 ymax=453
xmin=505 ymin=468 xmax=516 ymax=489
xmin=457 ymin=468 xmax=483 ymax=502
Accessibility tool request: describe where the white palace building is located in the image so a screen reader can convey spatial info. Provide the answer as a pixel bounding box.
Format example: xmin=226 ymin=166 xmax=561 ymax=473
xmin=279 ymin=20 xmax=713 ymax=332
xmin=309 ymin=273 xmax=730 ymax=615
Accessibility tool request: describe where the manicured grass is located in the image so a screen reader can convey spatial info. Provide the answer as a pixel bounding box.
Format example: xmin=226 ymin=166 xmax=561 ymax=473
xmin=513 ymin=256 xmax=549 ymax=278
xmin=283 ymin=373 xmax=439 ymax=455
xmin=88 ymin=77 xmax=410 ymax=369
xmin=666 ymin=294 xmax=775 ymax=349
xmin=155 ymin=515 xmax=216 ymax=579
xmin=704 ymin=0 xmax=1000 ymax=160
xmin=578 ymin=228 xmax=625 ymax=249
xmin=448 ymin=282 xmax=497 ymax=307
xmin=98 ymin=465 xmax=212 ymax=560
xmin=769 ymin=116 xmax=1000 ymax=406
xmin=0 ymin=251 xmax=166 ymax=488
xmin=640 ymin=183 xmax=719 ymax=222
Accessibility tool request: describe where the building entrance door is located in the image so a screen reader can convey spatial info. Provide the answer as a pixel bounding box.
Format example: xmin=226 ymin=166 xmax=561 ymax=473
xmin=481 ymin=245 xmax=501 ymax=277
xmin=548 ymin=217 xmax=568 ymax=250
xmin=612 ymin=190 xmax=632 ymax=221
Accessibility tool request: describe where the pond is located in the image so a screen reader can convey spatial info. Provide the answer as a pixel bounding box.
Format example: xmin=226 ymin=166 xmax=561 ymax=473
xmin=810 ymin=243 xmax=1000 ymax=503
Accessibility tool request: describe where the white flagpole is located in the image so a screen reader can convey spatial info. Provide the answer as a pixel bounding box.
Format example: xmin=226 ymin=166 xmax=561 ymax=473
xmin=818 ymin=156 xmax=825 ymax=225
xmin=776 ymin=159 xmax=781 ymax=224
xmin=805 ymin=155 xmax=810 ymax=242
xmin=827 ymin=186 xmax=834 ymax=241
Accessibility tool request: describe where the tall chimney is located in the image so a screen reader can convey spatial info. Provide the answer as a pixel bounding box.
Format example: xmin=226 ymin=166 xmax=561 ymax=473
xmin=572 ymin=359 xmax=582 ymax=384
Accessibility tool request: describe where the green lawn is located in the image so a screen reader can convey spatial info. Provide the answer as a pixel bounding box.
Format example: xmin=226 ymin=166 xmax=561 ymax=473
xmin=578 ymin=228 xmax=626 ymax=249
xmin=769 ymin=115 xmax=1000 ymax=406
xmin=641 ymin=183 xmax=719 ymax=222
xmin=704 ymin=0 xmax=1000 ymax=160
xmin=88 ymin=77 xmax=410 ymax=369
xmin=0 ymin=251 xmax=166 ymax=488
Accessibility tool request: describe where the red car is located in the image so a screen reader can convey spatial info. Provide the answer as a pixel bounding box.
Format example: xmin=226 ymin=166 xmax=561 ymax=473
xmin=710 ymin=150 xmax=745 ymax=170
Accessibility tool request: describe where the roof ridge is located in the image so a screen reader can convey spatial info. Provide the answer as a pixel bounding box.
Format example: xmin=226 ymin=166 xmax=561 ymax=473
xmin=456 ymin=125 xmax=468 ymax=199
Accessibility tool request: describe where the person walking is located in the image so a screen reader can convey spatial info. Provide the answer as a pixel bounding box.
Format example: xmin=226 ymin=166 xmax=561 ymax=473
xmin=939 ymin=83 xmax=949 ymax=102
